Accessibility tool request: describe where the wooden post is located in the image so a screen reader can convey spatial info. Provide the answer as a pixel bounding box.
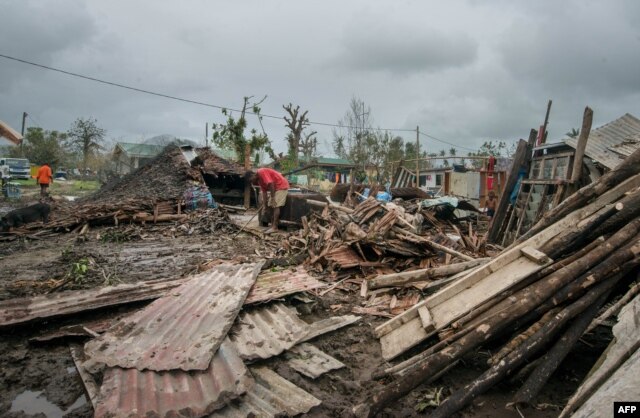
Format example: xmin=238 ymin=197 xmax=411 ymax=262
xmin=243 ymin=144 xmax=251 ymax=209
xmin=487 ymin=139 xmax=528 ymax=243
xmin=571 ymin=106 xmax=593 ymax=183
xmin=415 ymin=126 xmax=420 ymax=187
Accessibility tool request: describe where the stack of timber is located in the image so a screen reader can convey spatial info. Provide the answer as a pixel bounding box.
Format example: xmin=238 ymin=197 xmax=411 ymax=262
xmin=355 ymin=146 xmax=640 ymax=417
xmin=283 ymin=196 xmax=482 ymax=275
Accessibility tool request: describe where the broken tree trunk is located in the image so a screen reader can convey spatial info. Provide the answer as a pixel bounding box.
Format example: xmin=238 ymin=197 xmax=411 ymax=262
xmin=511 ymin=286 xmax=605 ymax=406
xmin=585 ymin=280 xmax=640 ymax=334
xmin=428 ymin=282 xmax=611 ymax=418
xmin=539 ymin=204 xmax=619 ymax=258
xmin=367 ymin=258 xmax=489 ymax=290
xmin=358 ymin=224 xmax=640 ymax=417
xmin=521 ymin=148 xmax=640 ymax=243
xmin=584 ymin=187 xmax=640 ymax=242
xmin=452 ymin=237 xmax=605 ymax=332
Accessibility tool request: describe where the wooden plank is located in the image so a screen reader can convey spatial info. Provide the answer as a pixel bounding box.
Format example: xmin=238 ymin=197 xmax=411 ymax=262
xmin=521 ymin=179 xmax=566 ymax=185
xmin=429 ymin=257 xmax=548 ymax=331
xmin=375 ymin=173 xmax=640 ymax=350
xmin=488 ymin=139 xmax=528 ymax=243
xmin=571 ymin=107 xmax=594 ymax=183
xmin=418 ymin=306 xmax=435 ymax=332
xmin=380 ymin=317 xmax=429 ymax=360
xmin=521 ymin=246 xmax=552 ymax=264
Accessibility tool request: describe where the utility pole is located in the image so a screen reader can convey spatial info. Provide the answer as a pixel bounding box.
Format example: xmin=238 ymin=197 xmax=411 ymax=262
xmin=416 ymin=126 xmax=420 ymax=187
xmin=205 ymin=123 xmax=209 ymax=148
xmin=20 ymin=112 xmax=27 ymax=156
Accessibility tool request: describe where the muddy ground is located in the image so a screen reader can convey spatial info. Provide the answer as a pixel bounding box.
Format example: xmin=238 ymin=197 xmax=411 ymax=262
xmin=0 ymin=201 xmax=611 ymax=417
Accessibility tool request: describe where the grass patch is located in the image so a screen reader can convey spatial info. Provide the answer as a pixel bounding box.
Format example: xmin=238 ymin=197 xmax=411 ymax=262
xmin=7 ymin=178 xmax=101 ymax=196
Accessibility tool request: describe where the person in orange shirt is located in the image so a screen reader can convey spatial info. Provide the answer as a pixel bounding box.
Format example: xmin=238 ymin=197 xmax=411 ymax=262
xmin=36 ymin=163 xmax=53 ymax=197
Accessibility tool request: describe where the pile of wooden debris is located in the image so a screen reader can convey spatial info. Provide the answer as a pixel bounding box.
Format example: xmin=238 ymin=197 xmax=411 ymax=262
xmin=355 ymin=147 xmax=640 ymax=417
xmin=284 ymin=196 xmax=485 ymax=274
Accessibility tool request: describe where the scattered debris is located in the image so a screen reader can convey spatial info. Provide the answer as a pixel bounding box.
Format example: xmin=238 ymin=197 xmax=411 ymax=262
xmin=285 ymin=343 xmax=345 ymax=379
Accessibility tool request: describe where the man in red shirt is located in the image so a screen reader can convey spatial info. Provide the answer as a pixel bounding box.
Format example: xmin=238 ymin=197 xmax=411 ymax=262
xmin=246 ymin=168 xmax=289 ymax=233
xmin=36 ymin=162 xmax=53 ymax=198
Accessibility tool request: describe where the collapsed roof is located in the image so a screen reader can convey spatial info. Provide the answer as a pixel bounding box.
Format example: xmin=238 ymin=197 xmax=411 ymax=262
xmin=565 ymin=113 xmax=640 ymax=170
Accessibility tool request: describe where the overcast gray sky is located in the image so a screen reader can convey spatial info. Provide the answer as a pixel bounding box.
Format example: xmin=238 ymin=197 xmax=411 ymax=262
xmin=1 ymin=0 xmax=639 ymax=156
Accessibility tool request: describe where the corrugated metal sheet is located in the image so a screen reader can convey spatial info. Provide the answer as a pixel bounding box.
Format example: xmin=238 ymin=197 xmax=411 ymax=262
xmin=301 ymin=314 xmax=361 ymax=342
xmin=209 ymin=367 xmax=321 ymax=417
xmin=95 ymin=340 xmax=252 ymax=418
xmin=324 ymin=245 xmax=363 ymax=269
xmin=565 ymin=113 xmax=640 ymax=169
xmin=229 ymin=303 xmax=308 ymax=361
xmin=285 ymin=343 xmax=345 ymax=379
xmin=84 ymin=263 xmax=262 ymax=371
xmin=245 ymin=268 xmax=325 ymax=304
xmin=0 ymin=277 xmax=188 ymax=328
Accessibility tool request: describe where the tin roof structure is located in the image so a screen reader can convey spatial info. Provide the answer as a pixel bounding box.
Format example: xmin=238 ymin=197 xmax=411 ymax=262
xmin=565 ymin=113 xmax=640 ymax=170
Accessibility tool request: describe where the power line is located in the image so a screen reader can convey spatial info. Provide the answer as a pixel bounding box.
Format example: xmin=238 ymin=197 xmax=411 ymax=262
xmin=418 ymin=131 xmax=476 ymax=152
xmin=0 ymin=53 xmax=416 ymax=134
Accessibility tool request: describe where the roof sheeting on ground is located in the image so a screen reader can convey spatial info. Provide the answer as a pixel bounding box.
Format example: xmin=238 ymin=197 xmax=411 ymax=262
xmin=301 ymin=314 xmax=361 ymax=342
xmin=565 ymin=113 xmax=640 ymax=170
xmin=244 ymin=268 xmax=325 ymax=305
xmin=285 ymin=343 xmax=345 ymax=379
xmin=229 ymin=303 xmax=309 ymax=361
xmin=84 ymin=263 xmax=262 ymax=371
xmin=209 ymin=367 xmax=321 ymax=418
xmin=94 ymin=340 xmax=252 ymax=418
xmin=0 ymin=277 xmax=188 ymax=328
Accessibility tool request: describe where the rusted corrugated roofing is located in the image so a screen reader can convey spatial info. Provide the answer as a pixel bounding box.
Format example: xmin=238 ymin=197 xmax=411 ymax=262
xmin=324 ymin=245 xmax=363 ymax=268
xmin=245 ymin=268 xmax=325 ymax=304
xmin=0 ymin=277 xmax=188 ymax=328
xmin=95 ymin=340 xmax=252 ymax=418
xmin=286 ymin=343 xmax=345 ymax=379
xmin=84 ymin=263 xmax=262 ymax=371
xmin=210 ymin=367 xmax=321 ymax=417
xmin=229 ymin=303 xmax=308 ymax=361
xmin=565 ymin=113 xmax=640 ymax=169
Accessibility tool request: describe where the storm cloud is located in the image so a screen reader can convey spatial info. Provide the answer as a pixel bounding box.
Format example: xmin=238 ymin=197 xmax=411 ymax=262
xmin=0 ymin=0 xmax=639 ymax=156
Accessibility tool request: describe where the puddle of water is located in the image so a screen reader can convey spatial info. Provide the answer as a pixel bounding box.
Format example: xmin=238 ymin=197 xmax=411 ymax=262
xmin=10 ymin=390 xmax=87 ymax=418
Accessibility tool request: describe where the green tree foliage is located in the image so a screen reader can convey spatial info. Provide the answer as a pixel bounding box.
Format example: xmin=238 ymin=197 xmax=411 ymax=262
xmin=67 ymin=117 xmax=106 ymax=175
xmin=10 ymin=127 xmax=68 ymax=167
xmin=467 ymin=140 xmax=508 ymax=169
xmin=566 ymin=127 xmax=580 ymax=138
xmin=212 ymin=96 xmax=274 ymax=165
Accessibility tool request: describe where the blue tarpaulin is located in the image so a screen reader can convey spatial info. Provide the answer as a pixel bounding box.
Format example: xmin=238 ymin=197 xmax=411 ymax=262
xmin=183 ymin=185 xmax=218 ymax=211
xmin=360 ymin=188 xmax=393 ymax=202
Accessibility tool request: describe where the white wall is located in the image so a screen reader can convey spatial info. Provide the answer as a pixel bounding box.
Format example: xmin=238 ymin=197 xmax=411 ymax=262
xmin=450 ymin=171 xmax=480 ymax=200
